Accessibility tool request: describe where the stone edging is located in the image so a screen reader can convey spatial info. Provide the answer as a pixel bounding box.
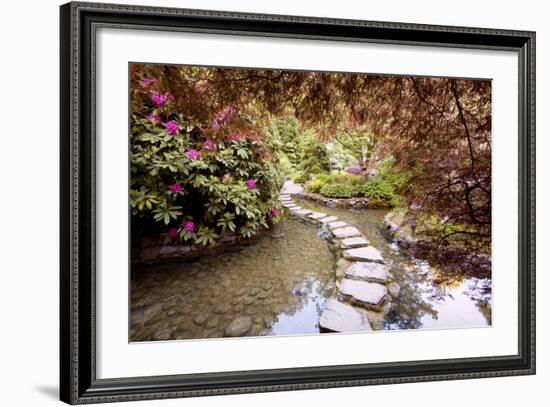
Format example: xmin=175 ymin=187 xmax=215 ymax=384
xmin=131 ymin=231 xmax=265 ymax=266
xmin=280 ymin=193 xmax=398 ymax=332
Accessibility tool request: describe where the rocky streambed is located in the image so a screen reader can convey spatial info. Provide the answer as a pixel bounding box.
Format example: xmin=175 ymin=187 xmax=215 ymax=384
xmin=131 ymin=183 xmax=491 ymax=342
xmin=130 ymin=213 xmax=337 ymax=341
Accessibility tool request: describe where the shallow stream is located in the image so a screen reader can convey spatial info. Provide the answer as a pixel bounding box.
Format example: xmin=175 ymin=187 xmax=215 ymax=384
xmin=131 ymin=198 xmax=491 ymax=342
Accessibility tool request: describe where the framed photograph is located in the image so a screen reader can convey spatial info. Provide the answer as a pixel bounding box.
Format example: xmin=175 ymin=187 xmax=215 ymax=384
xmin=60 ymin=1 xmax=535 ymax=404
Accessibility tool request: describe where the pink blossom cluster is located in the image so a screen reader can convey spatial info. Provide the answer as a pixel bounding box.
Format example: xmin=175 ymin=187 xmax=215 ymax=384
xmin=164 ymin=120 xmax=180 ymax=136
xmin=183 ymin=220 xmax=195 ymax=233
xmin=203 ymin=139 xmax=216 ymax=152
xmin=187 ymin=149 xmax=200 ymax=160
xmin=146 ymin=113 xmax=162 ymax=126
xmin=140 ymin=77 xmax=157 ymax=87
xmin=169 ymin=183 xmax=183 ymax=194
xmin=211 ymin=106 xmax=234 ymax=130
xmin=151 ymin=92 xmax=172 ymax=108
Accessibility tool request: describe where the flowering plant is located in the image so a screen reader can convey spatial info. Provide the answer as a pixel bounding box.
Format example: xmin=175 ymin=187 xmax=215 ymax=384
xmin=130 ymin=79 xmax=283 ymax=247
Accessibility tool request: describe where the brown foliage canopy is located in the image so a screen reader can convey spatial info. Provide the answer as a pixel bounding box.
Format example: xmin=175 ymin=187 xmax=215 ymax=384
xmin=131 ymin=64 xmax=491 ymax=253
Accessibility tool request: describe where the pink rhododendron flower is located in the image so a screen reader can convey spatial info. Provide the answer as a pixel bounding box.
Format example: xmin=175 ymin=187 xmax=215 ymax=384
xmin=141 ymin=77 xmax=157 ymax=87
xmin=167 ymin=228 xmax=179 ymax=239
xmin=245 ymin=179 xmax=257 ymax=189
xmin=187 ymin=149 xmax=200 ymax=160
xmin=227 ymin=132 xmax=241 ymax=142
xmin=203 ymin=139 xmax=216 ymax=151
xmin=271 ymin=208 xmax=280 ymax=217
xmin=151 ymin=92 xmax=172 ymax=108
xmin=183 ymin=221 xmax=195 ymax=233
xmin=165 ymin=120 xmax=179 ymax=136
xmin=169 ymin=183 xmax=183 ymax=194
xmin=211 ymin=105 xmax=235 ymax=129
xmin=146 ymin=113 xmax=162 ymax=125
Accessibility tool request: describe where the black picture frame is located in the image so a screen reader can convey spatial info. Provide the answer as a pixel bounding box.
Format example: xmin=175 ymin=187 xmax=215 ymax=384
xmin=60 ymin=1 xmax=536 ymax=404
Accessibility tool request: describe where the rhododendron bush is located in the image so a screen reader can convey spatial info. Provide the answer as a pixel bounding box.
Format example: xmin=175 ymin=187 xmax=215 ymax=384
xmin=130 ymin=73 xmax=283 ymax=245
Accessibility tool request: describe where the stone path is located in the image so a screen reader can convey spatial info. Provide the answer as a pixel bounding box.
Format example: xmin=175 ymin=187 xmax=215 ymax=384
xmin=279 ymin=189 xmax=392 ymax=334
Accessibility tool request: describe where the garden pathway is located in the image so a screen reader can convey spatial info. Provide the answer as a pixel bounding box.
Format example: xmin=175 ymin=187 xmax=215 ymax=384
xmin=280 ymin=185 xmax=392 ymax=333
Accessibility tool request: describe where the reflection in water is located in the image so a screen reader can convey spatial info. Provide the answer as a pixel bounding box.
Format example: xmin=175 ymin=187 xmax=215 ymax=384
xmin=270 ymin=279 xmax=326 ymax=335
xmin=131 ymin=198 xmax=492 ymax=342
xmin=131 ymin=217 xmax=335 ymax=341
xmin=294 ymin=198 xmax=492 ymax=330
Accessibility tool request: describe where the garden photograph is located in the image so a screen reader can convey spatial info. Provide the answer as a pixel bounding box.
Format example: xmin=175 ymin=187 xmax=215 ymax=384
xmin=129 ymin=63 xmax=492 ymax=341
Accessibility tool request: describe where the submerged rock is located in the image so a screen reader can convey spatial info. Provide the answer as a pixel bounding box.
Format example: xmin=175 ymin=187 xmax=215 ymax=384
xmin=152 ymin=328 xmax=173 ymax=341
xmin=340 ymin=237 xmax=370 ymax=249
xmin=339 ymin=279 xmax=387 ymax=307
xmin=345 ymin=262 xmax=389 ymax=283
xmin=343 ymin=246 xmax=385 ymax=263
xmin=319 ymin=299 xmax=372 ymax=333
xmin=193 ymin=314 xmax=209 ymax=325
xmin=225 ymin=316 xmax=252 ymax=337
xmin=332 ymin=227 xmax=362 ymax=239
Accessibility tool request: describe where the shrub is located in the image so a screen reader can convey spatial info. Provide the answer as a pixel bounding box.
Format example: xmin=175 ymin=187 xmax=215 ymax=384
xmin=319 ymin=183 xmax=359 ymax=198
xmin=130 ymin=111 xmax=284 ymax=246
xmin=356 ymin=180 xmax=399 ymax=205
xmin=306 ymin=177 xmax=324 ymax=193
xmin=316 ymin=170 xmax=402 ymax=207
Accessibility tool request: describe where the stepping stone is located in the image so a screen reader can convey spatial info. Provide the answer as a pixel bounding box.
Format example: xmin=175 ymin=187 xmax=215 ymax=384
xmin=341 ymin=237 xmax=370 ymax=249
xmin=319 ymin=216 xmax=338 ymax=224
xmin=308 ymin=212 xmax=327 ymax=220
xmin=339 ymin=279 xmax=387 ymax=307
xmin=319 ymin=299 xmax=372 ymax=333
xmin=282 ymin=202 xmax=297 ymax=208
xmin=343 ymin=246 xmax=385 ymax=263
xmin=295 ymin=209 xmax=313 ymax=216
xmin=345 ymin=262 xmax=389 ymax=283
xmin=332 ymin=227 xmax=362 ymax=239
xmin=280 ymin=194 xmax=291 ymax=200
xmin=328 ymin=221 xmax=348 ymax=229
xmin=225 ymin=316 xmax=252 ymax=337
xmin=290 ymin=206 xmax=303 ymax=212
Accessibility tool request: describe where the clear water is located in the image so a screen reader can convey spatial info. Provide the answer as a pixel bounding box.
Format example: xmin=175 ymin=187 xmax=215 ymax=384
xmin=130 ymin=198 xmax=491 ymax=342
xmin=294 ymin=198 xmax=492 ymax=330
xmin=130 ymin=217 xmax=337 ymax=341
